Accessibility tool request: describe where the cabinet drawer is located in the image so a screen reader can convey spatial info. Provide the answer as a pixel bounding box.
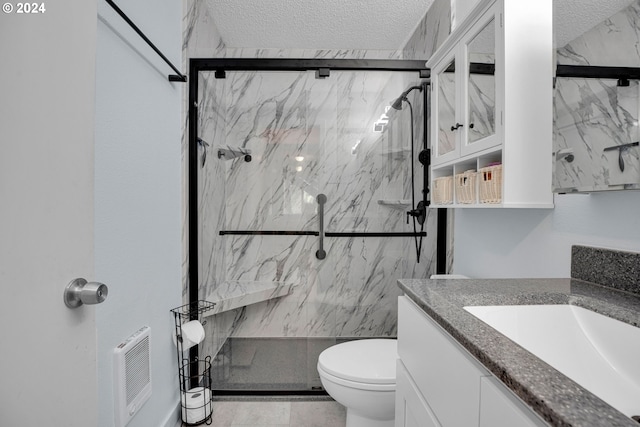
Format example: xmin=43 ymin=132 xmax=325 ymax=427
xmin=480 ymin=376 xmax=549 ymax=427
xmin=396 ymin=360 xmax=441 ymax=427
xmin=398 ymin=296 xmax=489 ymax=427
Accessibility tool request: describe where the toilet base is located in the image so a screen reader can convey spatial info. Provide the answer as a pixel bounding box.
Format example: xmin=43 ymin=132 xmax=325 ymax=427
xmin=346 ymin=409 xmax=394 ymax=427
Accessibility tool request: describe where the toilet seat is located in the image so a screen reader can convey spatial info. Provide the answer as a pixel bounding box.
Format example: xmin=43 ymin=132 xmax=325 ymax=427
xmin=317 ymin=339 xmax=397 ymax=387
xmin=317 ymin=363 xmax=396 ymax=392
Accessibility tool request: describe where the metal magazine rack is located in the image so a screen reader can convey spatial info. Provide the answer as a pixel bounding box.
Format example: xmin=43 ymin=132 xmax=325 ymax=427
xmin=170 ymin=300 xmax=215 ymax=426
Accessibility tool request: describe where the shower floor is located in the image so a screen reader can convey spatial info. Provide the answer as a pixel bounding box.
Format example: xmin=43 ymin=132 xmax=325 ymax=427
xmin=210 ymin=337 xmax=354 ymax=393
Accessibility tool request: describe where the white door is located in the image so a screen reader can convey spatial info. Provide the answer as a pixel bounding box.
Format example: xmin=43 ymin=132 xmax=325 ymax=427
xmin=0 ymin=1 xmax=99 ymax=426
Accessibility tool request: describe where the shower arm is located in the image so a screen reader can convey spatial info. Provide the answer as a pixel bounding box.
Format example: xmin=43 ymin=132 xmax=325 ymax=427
xmin=217 ymin=147 xmax=252 ymax=162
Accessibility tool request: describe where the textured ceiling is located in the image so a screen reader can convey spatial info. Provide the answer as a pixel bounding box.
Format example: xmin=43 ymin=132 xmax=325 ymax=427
xmin=204 ymin=0 xmax=436 ymax=50
xmin=554 ymin=0 xmax=636 ymax=47
xmin=205 ymin=0 xmax=638 ymax=51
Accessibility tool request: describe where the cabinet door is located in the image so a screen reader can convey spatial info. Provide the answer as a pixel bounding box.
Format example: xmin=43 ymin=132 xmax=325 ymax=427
xmin=396 ymin=360 xmax=441 ymax=427
xmin=480 ymin=377 xmax=549 ymax=427
xmin=461 ymin=11 xmax=500 ymax=156
xmin=398 ymin=296 xmax=489 ymax=426
xmin=432 ymin=54 xmax=460 ymax=165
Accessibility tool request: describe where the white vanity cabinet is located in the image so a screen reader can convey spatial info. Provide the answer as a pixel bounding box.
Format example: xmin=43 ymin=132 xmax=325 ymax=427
xmin=396 ymin=361 xmax=440 ymax=427
xmin=479 ymin=376 xmax=548 ymax=427
xmin=396 ymin=296 xmax=549 ymax=427
xmin=428 ymin=0 xmax=553 ymax=208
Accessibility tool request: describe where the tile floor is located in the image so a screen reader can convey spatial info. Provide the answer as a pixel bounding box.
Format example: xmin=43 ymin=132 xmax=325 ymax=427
xmin=178 ymin=400 xmax=346 ymax=427
xmin=211 ymin=337 xmax=347 ymax=392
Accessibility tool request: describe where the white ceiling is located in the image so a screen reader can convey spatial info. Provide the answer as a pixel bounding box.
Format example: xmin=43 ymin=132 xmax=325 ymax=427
xmin=554 ymin=0 xmax=636 ymax=47
xmin=204 ymin=0 xmax=436 ymax=50
xmin=205 ymin=0 xmax=638 ymax=51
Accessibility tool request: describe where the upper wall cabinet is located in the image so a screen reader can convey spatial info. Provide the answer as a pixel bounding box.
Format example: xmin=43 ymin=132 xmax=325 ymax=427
xmin=428 ymin=0 xmax=554 ymax=208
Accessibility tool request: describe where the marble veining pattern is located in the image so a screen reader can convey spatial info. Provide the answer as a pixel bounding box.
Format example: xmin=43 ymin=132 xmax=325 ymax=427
xmin=467 ymin=52 xmax=495 ymax=144
xmin=403 ymin=0 xmax=451 ymax=61
xmin=437 ymin=69 xmax=457 ymax=157
xmin=204 ymin=281 xmax=296 ymax=315
xmin=554 ymin=1 xmax=640 ymax=192
xmin=196 ymin=57 xmax=436 ymax=342
xmin=212 ymin=67 xmax=426 ymax=342
xmin=183 ymin=0 xmax=445 ymax=359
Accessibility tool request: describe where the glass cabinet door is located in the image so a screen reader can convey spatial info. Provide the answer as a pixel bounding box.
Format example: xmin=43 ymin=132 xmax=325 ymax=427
xmin=436 ymin=58 xmax=457 ymax=160
xmin=464 ymin=17 xmax=497 ymax=154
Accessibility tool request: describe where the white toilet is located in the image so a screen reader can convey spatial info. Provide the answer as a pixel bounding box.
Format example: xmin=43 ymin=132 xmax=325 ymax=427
xmin=317 ymin=339 xmax=397 ymax=427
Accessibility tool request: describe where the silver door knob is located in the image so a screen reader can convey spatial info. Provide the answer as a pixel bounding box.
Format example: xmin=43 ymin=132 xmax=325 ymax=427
xmin=64 ymin=278 xmax=108 ymax=308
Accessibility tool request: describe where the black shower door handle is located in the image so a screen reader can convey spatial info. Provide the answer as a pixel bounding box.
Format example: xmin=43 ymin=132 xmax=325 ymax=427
xmin=316 ymin=194 xmax=327 ymax=260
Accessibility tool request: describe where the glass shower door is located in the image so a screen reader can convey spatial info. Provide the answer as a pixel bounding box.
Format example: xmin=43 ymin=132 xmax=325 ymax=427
xmin=197 ymin=67 xmax=426 ymax=393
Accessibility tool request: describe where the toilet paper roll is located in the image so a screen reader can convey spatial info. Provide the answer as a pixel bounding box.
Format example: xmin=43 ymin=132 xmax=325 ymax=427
xmin=181 ymin=387 xmax=211 ymax=424
xmin=174 ymin=320 xmax=205 ymax=351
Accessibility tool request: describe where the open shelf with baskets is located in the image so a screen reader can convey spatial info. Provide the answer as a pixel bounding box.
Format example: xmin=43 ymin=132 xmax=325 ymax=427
xmin=431 ymin=149 xmax=508 ymax=207
xmin=171 ymin=300 xmax=216 ymax=426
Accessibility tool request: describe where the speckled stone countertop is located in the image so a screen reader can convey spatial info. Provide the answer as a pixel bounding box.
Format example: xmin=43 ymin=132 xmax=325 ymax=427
xmin=397 ymin=277 xmax=640 ymax=427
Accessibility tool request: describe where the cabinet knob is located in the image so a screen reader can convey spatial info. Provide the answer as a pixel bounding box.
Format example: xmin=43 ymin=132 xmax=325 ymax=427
xmin=451 ymin=123 xmax=464 ymax=131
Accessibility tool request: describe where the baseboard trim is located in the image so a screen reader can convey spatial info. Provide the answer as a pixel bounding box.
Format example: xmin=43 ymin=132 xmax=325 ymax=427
xmin=161 ymin=402 xmax=181 ymax=427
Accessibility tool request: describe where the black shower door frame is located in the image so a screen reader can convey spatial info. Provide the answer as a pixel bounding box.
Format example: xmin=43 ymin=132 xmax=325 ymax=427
xmin=186 ymin=59 xmax=447 ymax=381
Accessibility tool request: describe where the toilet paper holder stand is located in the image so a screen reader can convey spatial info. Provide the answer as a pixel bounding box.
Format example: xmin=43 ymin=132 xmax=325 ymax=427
xmin=170 ymin=300 xmax=216 ymax=426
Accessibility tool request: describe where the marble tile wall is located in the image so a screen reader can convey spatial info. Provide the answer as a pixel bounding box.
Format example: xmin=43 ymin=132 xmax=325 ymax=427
xmin=183 ymin=0 xmax=452 ymax=358
xmin=215 ymin=68 xmax=427 ymax=338
xmin=182 ymin=1 xmax=229 ymax=360
xmin=554 ymin=1 xmax=640 ymax=192
xmin=403 ymin=0 xmax=451 ymax=61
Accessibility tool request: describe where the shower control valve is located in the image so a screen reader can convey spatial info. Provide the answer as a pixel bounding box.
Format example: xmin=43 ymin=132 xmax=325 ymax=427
xmin=407 ymin=209 xmax=421 ymax=224
xmin=407 ymin=202 xmax=427 ymax=226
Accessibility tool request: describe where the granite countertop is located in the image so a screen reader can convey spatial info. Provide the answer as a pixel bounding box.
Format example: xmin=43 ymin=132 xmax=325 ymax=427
xmin=397 ymin=278 xmax=640 ymax=427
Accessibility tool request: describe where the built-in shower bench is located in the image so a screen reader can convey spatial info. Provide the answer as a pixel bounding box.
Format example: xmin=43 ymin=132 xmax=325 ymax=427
xmin=202 ymin=281 xmax=296 ymax=316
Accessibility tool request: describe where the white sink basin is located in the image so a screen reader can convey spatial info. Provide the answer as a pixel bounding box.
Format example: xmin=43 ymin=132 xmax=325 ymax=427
xmin=464 ymin=304 xmax=640 ymax=418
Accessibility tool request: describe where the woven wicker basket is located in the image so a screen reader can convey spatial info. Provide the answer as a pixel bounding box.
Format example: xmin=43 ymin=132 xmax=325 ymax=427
xmin=433 ymin=176 xmax=453 ymax=205
xmin=479 ymin=164 xmax=502 ymax=203
xmin=455 ymin=170 xmax=477 ymax=204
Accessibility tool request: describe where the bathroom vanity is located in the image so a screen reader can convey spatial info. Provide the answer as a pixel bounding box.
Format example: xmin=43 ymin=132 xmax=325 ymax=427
xmin=396 ymin=295 xmax=547 ymax=427
xmin=396 ymin=274 xmax=640 ymax=426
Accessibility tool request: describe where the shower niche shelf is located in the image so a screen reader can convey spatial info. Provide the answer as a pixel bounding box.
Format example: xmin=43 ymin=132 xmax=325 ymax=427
xmin=379 ymin=147 xmax=412 ymax=160
xmin=202 ymin=281 xmax=296 ymax=316
xmin=377 ymin=199 xmax=412 ymax=210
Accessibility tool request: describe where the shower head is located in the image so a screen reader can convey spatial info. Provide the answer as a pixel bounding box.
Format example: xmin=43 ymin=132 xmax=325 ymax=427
xmin=390 ymin=97 xmax=404 ymax=111
xmin=389 ymin=85 xmax=424 ymax=110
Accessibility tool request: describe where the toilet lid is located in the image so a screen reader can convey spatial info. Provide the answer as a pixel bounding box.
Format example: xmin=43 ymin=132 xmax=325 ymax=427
xmin=317 ymin=339 xmax=397 ymax=384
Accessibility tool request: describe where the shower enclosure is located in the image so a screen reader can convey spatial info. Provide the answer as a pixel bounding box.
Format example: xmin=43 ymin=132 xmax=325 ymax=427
xmin=188 ymin=59 xmax=439 ymax=394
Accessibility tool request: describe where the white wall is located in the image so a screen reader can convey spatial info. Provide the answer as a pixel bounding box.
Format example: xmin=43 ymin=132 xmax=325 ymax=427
xmin=454 ymin=191 xmax=640 ymax=278
xmin=94 ymin=1 xmax=183 ymax=426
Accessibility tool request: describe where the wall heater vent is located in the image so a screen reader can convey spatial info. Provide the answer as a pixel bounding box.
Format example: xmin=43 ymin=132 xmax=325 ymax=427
xmin=114 ymin=326 xmax=152 ymax=427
